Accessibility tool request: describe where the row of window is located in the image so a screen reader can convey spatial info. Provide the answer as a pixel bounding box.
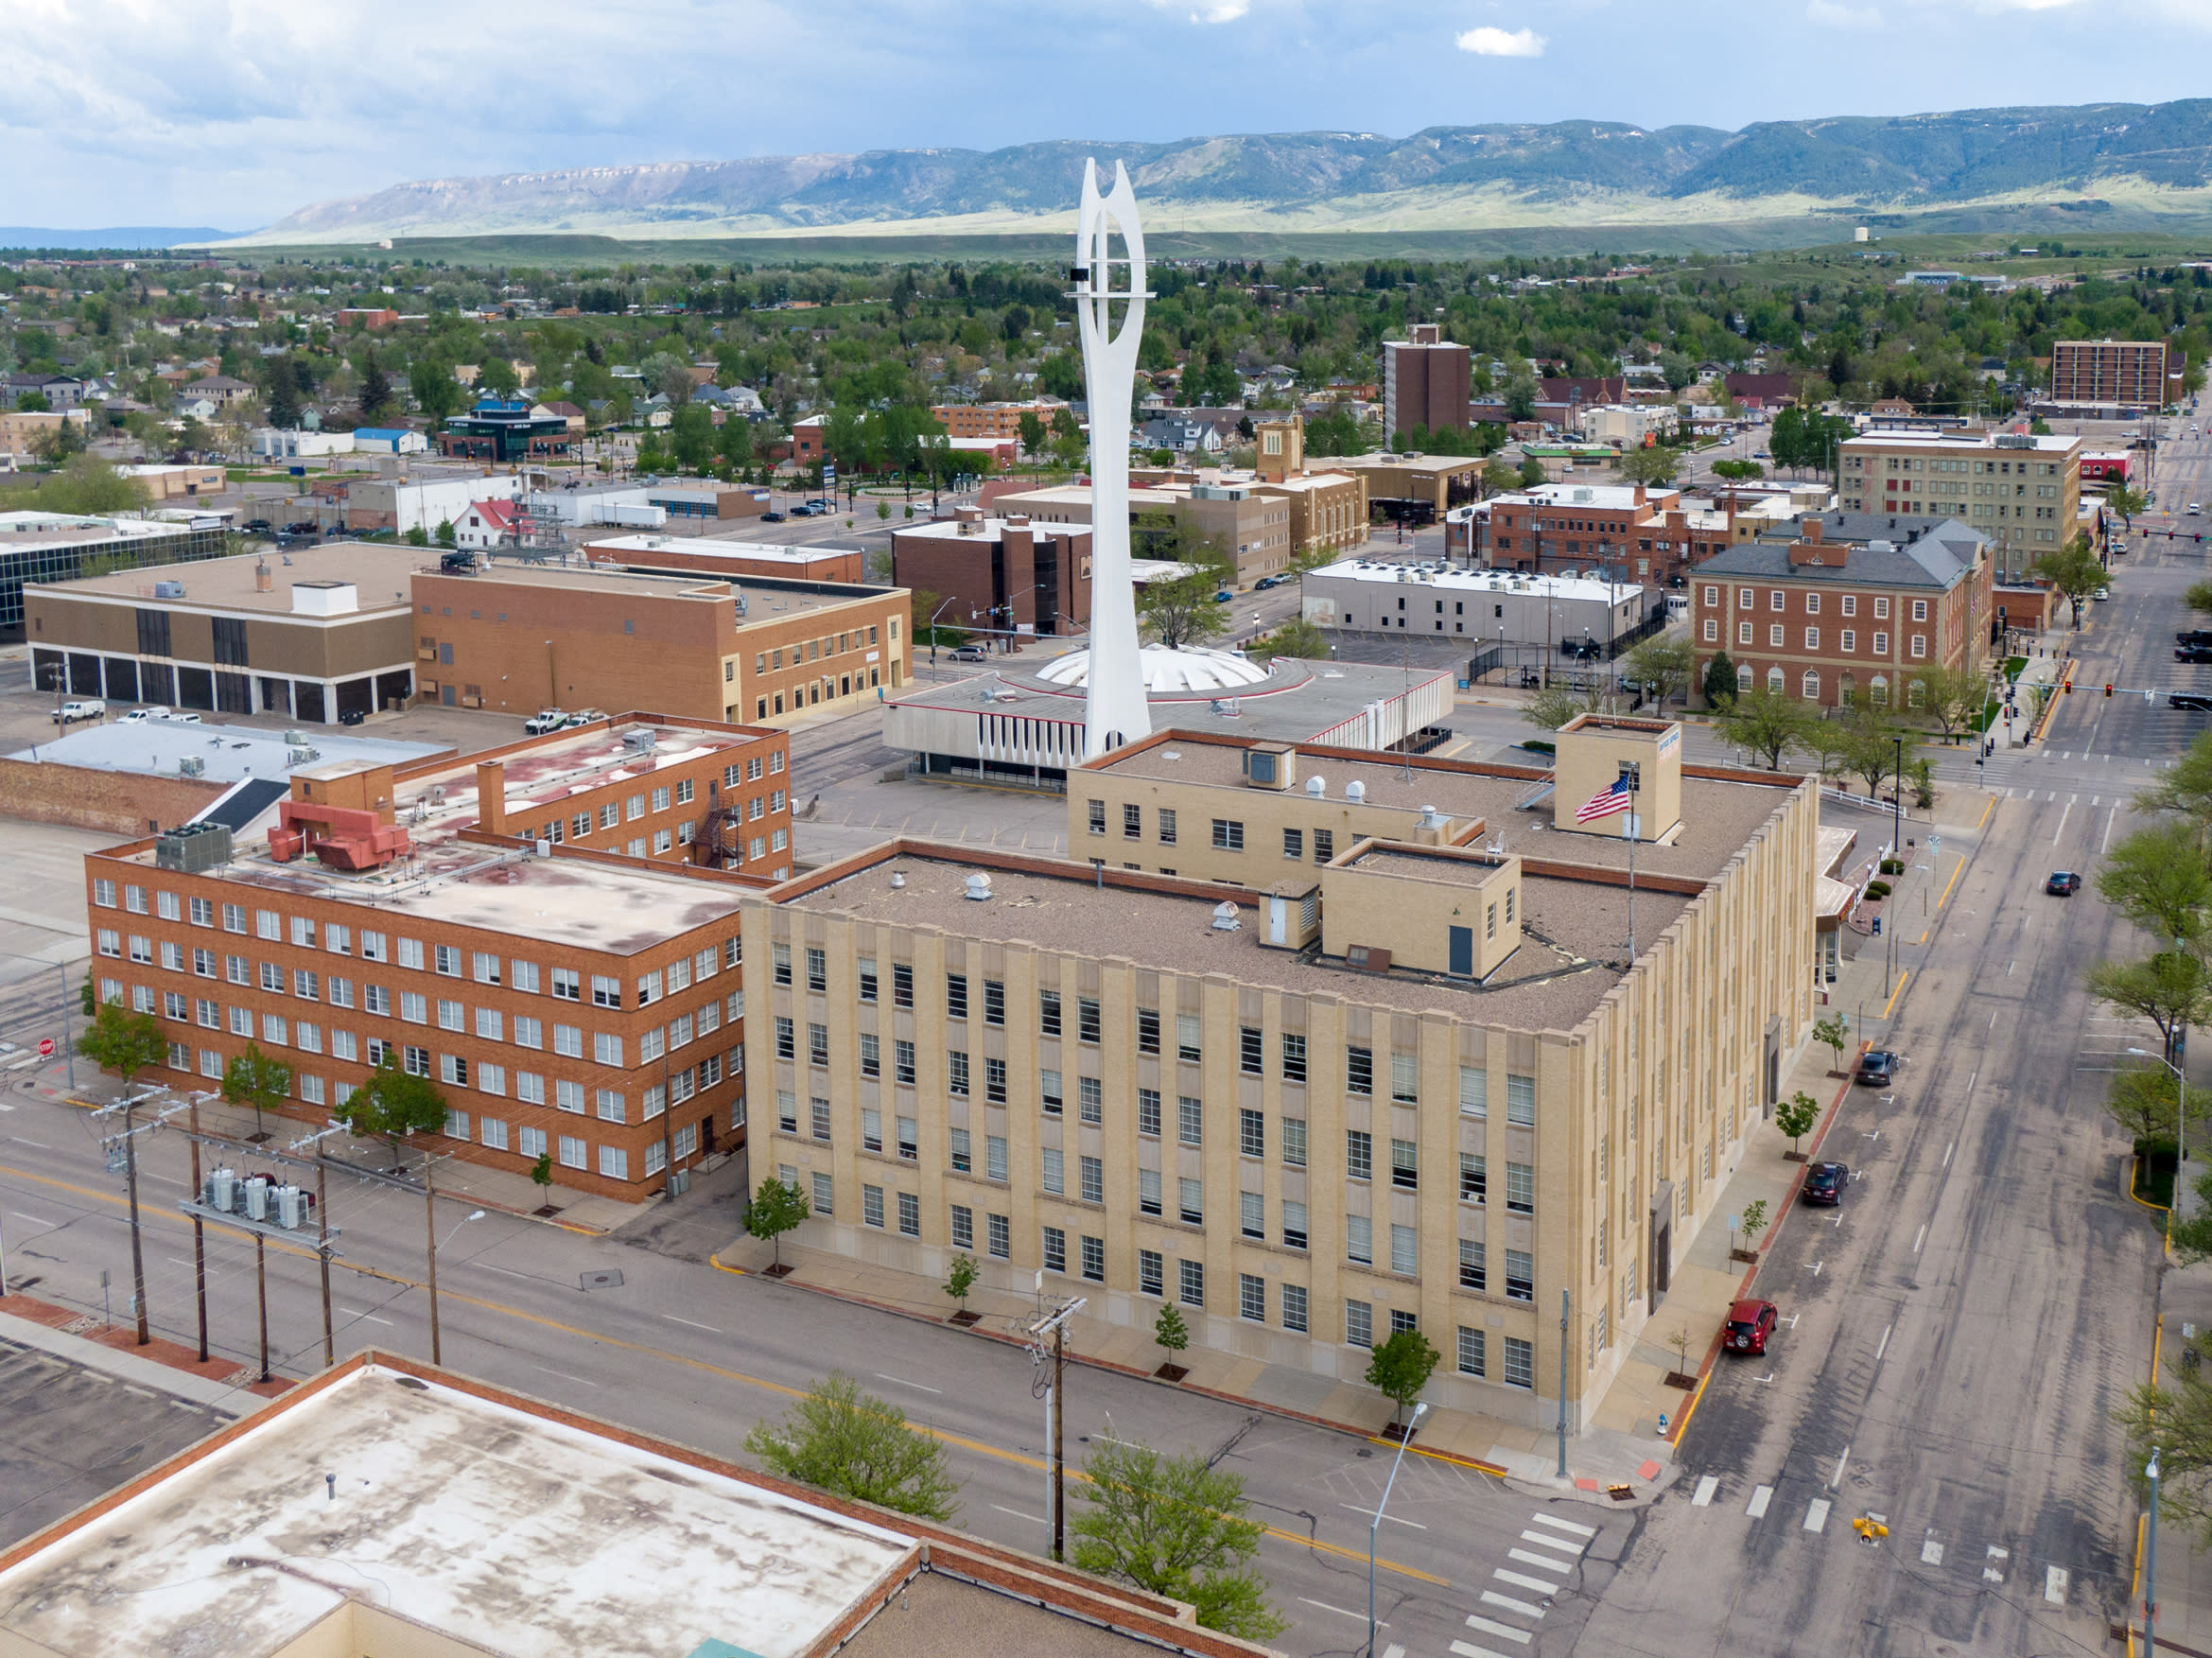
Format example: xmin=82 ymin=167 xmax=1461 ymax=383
xmin=753 ymin=625 xmax=884 ymax=675
xmin=89 ymin=884 xmax=740 ymax=1011
xmin=1708 ymin=620 xmax=1924 ymax=657
xmin=788 ymin=1165 xmax=1540 ymax=1385
xmin=1707 ymin=585 xmax=1921 ymax=621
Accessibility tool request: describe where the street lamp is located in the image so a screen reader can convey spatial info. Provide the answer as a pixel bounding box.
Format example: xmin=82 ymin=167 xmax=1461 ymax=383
xmin=1367 ymin=1400 xmax=1428 ymax=1658
xmin=2148 ymin=1447 xmax=2164 ymax=1656
xmin=2128 ymin=1047 xmax=2187 ymax=1231
xmin=427 ymin=1201 xmax=486 ymax=1367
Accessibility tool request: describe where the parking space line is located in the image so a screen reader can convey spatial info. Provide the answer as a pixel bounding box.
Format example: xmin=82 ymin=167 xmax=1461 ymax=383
xmin=1922 ymin=1539 xmax=1943 ymax=1565
xmin=1747 ymin=1485 xmax=1773 ymax=1518
xmin=1691 ymin=1475 xmax=1718 ymax=1507
xmin=1804 ymin=1498 xmax=1831 ymax=1533
xmin=2046 ymin=1564 xmax=2068 ymax=1604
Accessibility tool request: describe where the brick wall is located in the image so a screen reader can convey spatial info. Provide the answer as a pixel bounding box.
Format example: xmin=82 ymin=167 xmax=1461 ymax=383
xmin=0 ymin=759 xmax=224 ymax=836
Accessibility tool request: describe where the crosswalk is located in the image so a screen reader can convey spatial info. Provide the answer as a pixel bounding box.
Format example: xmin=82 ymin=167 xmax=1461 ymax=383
xmin=1700 ymin=1477 xmax=2082 ymax=1607
xmin=1448 ymin=1509 xmax=1595 ymax=1657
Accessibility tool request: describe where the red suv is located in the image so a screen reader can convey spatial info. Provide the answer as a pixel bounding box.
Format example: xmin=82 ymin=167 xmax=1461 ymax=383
xmin=1725 ymin=1299 xmax=1778 ymax=1356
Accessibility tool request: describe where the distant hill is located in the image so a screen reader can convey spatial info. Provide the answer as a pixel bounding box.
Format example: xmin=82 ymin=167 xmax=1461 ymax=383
xmin=222 ymin=100 xmax=2212 ymax=247
xmin=0 ymin=226 xmax=241 ymax=251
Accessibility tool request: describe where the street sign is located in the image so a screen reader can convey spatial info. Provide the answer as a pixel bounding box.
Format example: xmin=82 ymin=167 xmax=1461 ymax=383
xmin=36 ymin=1038 xmax=53 ymax=1058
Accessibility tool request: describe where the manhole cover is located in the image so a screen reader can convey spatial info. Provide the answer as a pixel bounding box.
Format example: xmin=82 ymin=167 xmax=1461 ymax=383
xmin=581 ymin=1270 xmax=624 ymax=1290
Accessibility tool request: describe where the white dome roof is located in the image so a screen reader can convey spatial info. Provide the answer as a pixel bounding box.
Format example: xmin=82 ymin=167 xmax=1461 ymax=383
xmin=1035 ymin=644 xmax=1273 ymax=693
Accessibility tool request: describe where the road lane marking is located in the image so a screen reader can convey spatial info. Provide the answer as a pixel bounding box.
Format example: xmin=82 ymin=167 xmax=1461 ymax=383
xmin=1811 ymin=1260 xmax=1821 ymax=1278
xmin=1452 ymin=1643 xmax=1519 ymax=1658
xmin=1831 ymin=1446 xmax=1851 ymax=1489
xmin=1520 ymin=1530 xmax=1585 ymax=1554
xmin=1922 ymin=1539 xmax=1943 ymax=1565
xmin=1691 ymin=1475 xmax=1718 ymax=1507
xmin=2053 ymin=803 xmax=2071 ymax=844
xmin=1943 ymin=1142 xmax=1955 ymax=1167
xmin=338 ymin=1306 xmax=392 ymax=1326
xmin=1913 ymin=1224 xmax=1926 ymax=1253
xmin=1875 ymin=1325 xmax=1892 ymax=1364
xmin=1747 ymin=1485 xmax=1773 ymax=1518
xmin=532 ymin=1366 xmax=600 ymax=1387
xmin=992 ymin=1504 xmax=1046 ymax=1525
xmin=1984 ymin=1544 xmax=2008 ymax=1583
xmin=663 ymin=1315 xmax=722 ymax=1333
xmin=1508 ymin=1547 xmax=1576 ymax=1573
xmin=0 ymin=1152 xmax=1454 ymax=1592
xmin=1481 ymin=1591 xmax=1545 ymax=1617
xmin=1463 ymin=1614 xmax=1533 ymax=1646
xmin=1343 ymin=1504 xmax=1428 ymax=1528
xmin=1528 ymin=1512 xmax=1596 ymax=1537
xmin=1494 ymin=1567 xmax=1559 ymax=1594
xmin=2046 ymin=1564 xmax=2068 ymax=1604
xmin=1804 ymin=1498 xmax=1831 ymax=1533
xmin=874 ymin=1372 xmax=943 ymax=1393
xmin=2104 ymin=807 xmax=2118 ymax=854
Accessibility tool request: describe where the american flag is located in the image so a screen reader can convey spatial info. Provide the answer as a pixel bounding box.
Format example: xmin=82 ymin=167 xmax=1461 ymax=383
xmin=1576 ymin=776 xmax=1634 ymax=823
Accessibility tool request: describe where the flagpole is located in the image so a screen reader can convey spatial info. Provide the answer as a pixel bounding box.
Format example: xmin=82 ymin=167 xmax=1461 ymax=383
xmin=1627 ymin=778 xmax=1637 ymax=960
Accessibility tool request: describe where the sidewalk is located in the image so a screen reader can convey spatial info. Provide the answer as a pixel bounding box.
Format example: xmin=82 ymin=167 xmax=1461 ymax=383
xmin=12 ymin=1058 xmax=657 ymax=1235
xmin=1584 ymin=787 xmax=1978 ymax=1447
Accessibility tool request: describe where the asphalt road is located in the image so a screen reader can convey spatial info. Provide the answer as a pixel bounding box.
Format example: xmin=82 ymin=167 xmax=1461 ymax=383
xmin=0 ymin=1095 xmax=1630 ymax=1658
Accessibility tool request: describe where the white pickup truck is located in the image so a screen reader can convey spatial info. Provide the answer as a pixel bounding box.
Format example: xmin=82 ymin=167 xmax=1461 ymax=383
xmin=524 ymin=708 xmax=567 ymax=735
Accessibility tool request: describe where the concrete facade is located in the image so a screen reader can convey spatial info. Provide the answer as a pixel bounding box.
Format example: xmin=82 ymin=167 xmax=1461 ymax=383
xmin=2048 ymin=338 xmax=2172 ymax=409
xmin=1837 ymin=428 xmax=2080 ymax=579
xmin=744 ymin=722 xmax=1818 ymax=1429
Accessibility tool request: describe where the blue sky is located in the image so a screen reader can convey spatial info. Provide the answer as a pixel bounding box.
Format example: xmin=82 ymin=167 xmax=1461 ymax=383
xmin=8 ymin=0 xmax=2211 ymax=229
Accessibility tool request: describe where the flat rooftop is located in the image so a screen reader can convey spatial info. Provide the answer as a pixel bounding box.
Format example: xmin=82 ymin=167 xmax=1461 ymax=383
xmin=11 ymin=723 xmax=444 ymax=784
xmin=30 ymin=541 xmax=424 ymax=614
xmin=786 ymin=850 xmax=1687 ymax=1029
xmin=392 ymin=720 xmax=770 ymax=844
xmin=1315 ymin=559 xmax=1649 ymax=604
xmin=104 ymin=820 xmax=746 ymax=952
xmin=584 ymin=534 xmax=862 ymax=565
xmin=1843 ymin=429 xmax=2081 ymax=453
xmin=458 ymin=562 xmax=897 ymax=619
xmin=0 ymin=1360 xmax=915 ymax=1658
xmin=1093 ymin=738 xmax=1800 ymax=886
xmin=895 ymin=655 xmax=1454 ymax=729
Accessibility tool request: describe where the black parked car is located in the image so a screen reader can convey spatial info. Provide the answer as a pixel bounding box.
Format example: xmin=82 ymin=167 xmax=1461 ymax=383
xmin=1803 ymin=1161 xmax=1848 ymax=1205
xmin=1855 ymin=1049 xmax=1899 ymax=1087
xmin=2181 ymin=646 xmax=2212 ymax=665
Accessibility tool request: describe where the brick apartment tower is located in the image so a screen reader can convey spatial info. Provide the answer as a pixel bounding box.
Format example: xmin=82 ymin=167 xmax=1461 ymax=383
xmin=1382 ymin=323 xmax=1472 ymax=445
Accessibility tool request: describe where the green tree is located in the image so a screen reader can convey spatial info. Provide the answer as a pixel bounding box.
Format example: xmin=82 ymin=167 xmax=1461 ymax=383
xmin=409 ymin=358 xmax=465 ymax=423
xmin=745 ymin=1372 xmax=961 ymax=1521
xmin=2116 ymin=1352 xmax=2212 ymax=1544
xmin=2088 ymin=953 xmax=2210 ymax=1067
xmin=2098 ymin=821 xmax=2212 ymax=948
xmin=670 ymin=404 xmax=715 ymax=472
xmin=2104 ymin=1063 xmax=2201 ymax=1143
xmin=1711 ymin=459 xmax=1766 ymax=480
xmin=434 ymin=517 xmax=457 ymax=550
xmin=2030 ymin=532 xmax=2105 ymax=629
xmin=2138 ymin=731 xmax=2212 ymax=834
xmin=1505 ymin=374 xmax=1539 ymax=423
xmin=334 ymin=1053 xmax=447 ymax=1169
xmin=357 ymin=351 xmax=393 ymax=423
xmin=1702 ymin=649 xmax=1738 ymax=707
xmin=717 ymin=415 xmax=754 ymax=469
xmin=1906 ymin=664 xmax=1990 ymax=743
xmin=1153 ymin=1302 xmax=1190 ymax=1364
xmin=1481 ymin=458 xmax=1523 ymax=497
xmin=13 ymin=391 xmax=50 ymax=412
xmin=1136 ymin=536 xmax=1232 ymax=651
xmin=943 ymin=1252 xmax=978 ymax=1316
xmin=1838 ymin=706 xmax=1919 ymax=797
xmin=220 ymin=1040 xmax=294 ymax=1143
xmin=2171 ymin=1165 xmax=2212 ymax=1265
xmin=477 ymin=356 xmax=521 ymax=398
xmin=530 ymin=1152 xmax=554 ymax=1201
xmin=1070 ymin=1440 xmax=1286 ymax=1642
xmin=1017 ymin=410 xmax=1047 ymax=457
xmin=1713 ymin=686 xmax=1813 ymax=769
xmin=76 ymin=1001 xmax=165 ymax=1089
xmin=1253 ymin=616 xmax=1328 ymax=659
xmin=1811 ymin=1014 xmax=1851 ymax=1073
xmin=1517 ymin=455 xmax=1548 ymax=489
xmin=1365 ymin=1327 xmax=1441 ymax=1427
xmin=746 ymin=1174 xmax=810 ymax=1269
xmin=2104 ymin=481 xmax=2148 ymax=529
xmin=403 ymin=524 xmax=430 ymax=547
xmin=264 ymin=358 xmax=302 ymax=430
xmin=1775 ymin=1090 xmax=1820 ymax=1154
xmin=1617 ymin=445 xmax=1681 ymax=487
xmin=1622 ymin=636 xmax=1694 ymax=708
xmin=1523 ymin=680 xmax=1604 ymax=732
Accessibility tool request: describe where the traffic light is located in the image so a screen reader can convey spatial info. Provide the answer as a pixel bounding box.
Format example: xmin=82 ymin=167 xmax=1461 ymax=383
xmin=2064 ymin=680 xmax=2074 ymax=693
xmin=2106 ymin=683 xmax=2115 ymax=697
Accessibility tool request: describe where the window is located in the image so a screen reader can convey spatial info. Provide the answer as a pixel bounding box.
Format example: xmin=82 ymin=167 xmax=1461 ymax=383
xmin=984 ymin=979 xmax=1004 ymax=1026
xmin=1841 ymin=629 xmax=1856 ymax=653
xmin=1240 ymin=1273 xmax=1266 ymax=1321
xmin=1390 ymin=1138 xmax=1418 ymax=1190
xmin=1041 ymin=1226 xmax=1067 ymax=1273
xmin=812 ymin=1097 xmax=832 ymax=1142
xmin=1279 ymin=1283 xmax=1308 ymax=1332
xmin=1282 ymin=828 xmax=1303 ymax=861
xmin=862 ymin=1108 xmax=883 ymax=1154
xmin=1178 ymin=1178 xmax=1204 ymax=1225
xmin=1911 ymin=599 xmax=1928 ymax=622
xmin=1313 ymin=829 xmax=1333 ymax=864
xmin=1872 ymin=632 xmax=1889 ymax=656
xmin=1039 ymin=989 xmax=1061 ymax=1037
xmin=1042 ymin=1148 xmax=1065 ymax=1195
xmin=1281 ymin=1032 xmax=1307 ymax=1083
xmin=946 ymin=973 xmax=968 ymax=1021
xmin=1239 ymin=1190 xmax=1264 ymax=1240
xmin=1158 ymin=809 xmax=1177 ymax=845
xmin=1140 ymin=1168 xmax=1162 ymax=1215
xmin=1137 ymin=1007 xmax=1160 ymax=1054
xmin=1346 ymin=1047 xmax=1372 ymax=1095
xmin=1503 ymin=1335 xmax=1535 ymax=1389
xmin=897 ymin=1116 xmax=916 ymax=1161
xmin=1176 ymin=1013 xmax=1201 ymax=1063
xmin=986 ymin=1135 xmax=1008 ymax=1182
xmin=812 ymin=1173 xmax=834 ymax=1215
xmin=1238 ymin=1108 xmax=1265 ymax=1160
xmin=1457 ymin=1326 xmax=1486 ymax=1376
xmin=1079 ymin=1076 xmax=1102 ymax=1124
xmin=1507 ymin=1073 xmax=1536 ymax=1126
xmin=1389 ymin=1223 xmax=1417 ymax=1275
xmin=1269 ymin=1195 xmax=1304 ymax=1249
xmin=1240 ymin=1026 xmax=1263 ymax=1075
xmin=1139 ymin=1249 xmax=1164 ymax=1296
xmin=1040 ymin=1069 xmax=1063 ymax=1115
xmin=1873 ymin=596 xmax=1890 ymax=620
xmin=893 ymin=964 xmax=914 ymax=1008
xmin=1211 ymin=818 xmax=1244 ymax=851
xmin=809 ymin=1022 xmax=829 ymax=1066
xmin=1458 ymin=1237 xmax=1487 ymax=1292
xmin=1347 ymin=1214 xmax=1372 ymax=1264
xmin=949 ymin=1126 xmax=971 ymax=1173
xmin=862 ymin=1184 xmax=885 ymax=1229
xmin=1506 ymin=1161 xmax=1535 ymax=1214
xmin=1177 ymin=1095 xmax=1202 ymax=1146
xmin=950 ymin=1205 xmax=973 ymax=1248
xmin=1081 ymin=1234 xmax=1105 ymax=1282
xmin=1346 ymin=1300 xmax=1373 ymax=1348
xmin=1123 ymin=802 xmax=1141 ymax=840
xmin=1459 ymin=1153 xmax=1487 ymax=1202
xmin=1087 ymin=799 xmax=1106 ymax=835
xmin=1177 ymin=1258 xmax=1205 ymax=1307
xmin=1138 ymin=1089 xmax=1162 ymax=1137
xmin=858 ymin=958 xmax=878 ymax=1003
xmin=1505 ymin=1248 xmax=1534 ymax=1301
xmin=1841 ymin=594 xmax=1857 ymax=618
xmin=889 ymin=1190 xmax=916 ymax=1236
xmin=1346 ymin=1129 xmax=1372 ymax=1181
xmin=948 ymin=1051 xmax=969 ymax=1096
xmin=559 ymin=1135 xmax=587 ymax=1170
xmin=1281 ymin=1117 xmax=1307 ymax=1167
xmin=1080 ymin=1154 xmax=1103 ymax=1203
xmin=986 ymin=1213 xmax=1010 ymax=1259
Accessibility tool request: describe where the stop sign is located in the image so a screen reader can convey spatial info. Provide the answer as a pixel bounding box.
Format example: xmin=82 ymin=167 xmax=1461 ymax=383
xmin=37 ymin=1038 xmax=54 ymax=1058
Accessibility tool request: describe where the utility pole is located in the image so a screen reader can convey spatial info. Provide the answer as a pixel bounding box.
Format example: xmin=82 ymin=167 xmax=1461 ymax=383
xmin=188 ymin=1098 xmax=208 ymax=1362
xmin=1557 ymin=1289 xmax=1571 ymax=1477
xmin=2147 ymin=1446 xmax=2163 ymax=1657
xmin=427 ymin=1158 xmax=443 ymax=1365
xmin=102 ymin=1089 xmax=156 ymax=1348
xmin=254 ymin=1234 xmax=270 ymax=1383
xmin=316 ymin=1160 xmax=334 ymax=1367
xmin=1026 ymin=1297 xmax=1087 ymax=1561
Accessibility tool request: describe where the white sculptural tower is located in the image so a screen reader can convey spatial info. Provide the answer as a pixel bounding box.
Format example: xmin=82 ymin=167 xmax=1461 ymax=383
xmin=1073 ymin=158 xmax=1153 ymax=759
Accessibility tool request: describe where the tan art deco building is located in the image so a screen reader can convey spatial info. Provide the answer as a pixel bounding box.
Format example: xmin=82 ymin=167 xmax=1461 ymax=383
xmin=742 ymin=719 xmax=1818 ymax=1430
xmin=1838 ymin=428 xmax=2081 ymax=579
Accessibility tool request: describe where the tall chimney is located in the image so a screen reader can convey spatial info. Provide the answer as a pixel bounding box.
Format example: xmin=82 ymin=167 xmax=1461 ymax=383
xmin=475 ymin=761 xmax=507 ymax=837
xmin=254 ymin=560 xmax=273 ymax=593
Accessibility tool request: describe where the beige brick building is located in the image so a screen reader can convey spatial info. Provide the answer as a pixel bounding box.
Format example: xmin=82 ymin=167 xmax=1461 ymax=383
xmin=742 ymin=719 xmax=1818 ymax=1429
xmin=2048 ymin=338 xmax=2172 ymax=409
xmin=1838 ymin=428 xmax=2080 ymax=580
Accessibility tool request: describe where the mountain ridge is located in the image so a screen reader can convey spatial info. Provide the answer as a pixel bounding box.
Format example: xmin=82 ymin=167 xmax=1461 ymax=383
xmin=227 ymin=99 xmax=2212 ymax=246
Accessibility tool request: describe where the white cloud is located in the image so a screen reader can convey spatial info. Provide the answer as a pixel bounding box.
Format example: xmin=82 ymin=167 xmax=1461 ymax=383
xmin=1455 ymin=24 xmax=1546 ymax=55
xmin=1147 ymin=0 xmax=1249 ymax=19
xmin=1808 ymin=0 xmax=1883 ymax=22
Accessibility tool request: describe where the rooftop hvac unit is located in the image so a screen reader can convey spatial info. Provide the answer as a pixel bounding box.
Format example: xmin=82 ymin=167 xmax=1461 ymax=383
xmin=153 ymin=581 xmax=185 ymax=599
xmin=1346 ymin=779 xmax=1367 ymax=803
xmin=622 ymin=729 xmax=656 ymax=754
xmin=287 ymin=746 xmax=318 ymax=766
xmin=156 ymin=819 xmax=231 ymax=869
xmin=963 ymin=873 xmax=994 ymax=901
xmin=284 ymin=729 xmax=306 ymax=746
xmin=1211 ymin=900 xmax=1242 ymax=932
xmin=1305 ymin=774 xmax=1326 ymax=796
